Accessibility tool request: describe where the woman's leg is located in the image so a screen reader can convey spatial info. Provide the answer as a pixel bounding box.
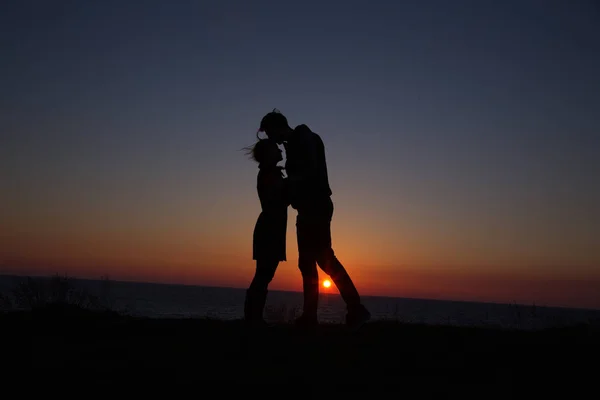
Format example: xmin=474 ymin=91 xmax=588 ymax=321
xmin=244 ymin=259 xmax=279 ymax=323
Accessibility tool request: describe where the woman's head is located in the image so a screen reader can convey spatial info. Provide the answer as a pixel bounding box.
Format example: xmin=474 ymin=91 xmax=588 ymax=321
xmin=246 ymin=138 xmax=282 ymax=165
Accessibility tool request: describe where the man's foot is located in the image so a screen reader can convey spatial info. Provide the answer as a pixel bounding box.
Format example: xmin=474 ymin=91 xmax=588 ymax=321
xmin=294 ymin=314 xmax=318 ymax=330
xmin=346 ymin=305 xmax=371 ymax=332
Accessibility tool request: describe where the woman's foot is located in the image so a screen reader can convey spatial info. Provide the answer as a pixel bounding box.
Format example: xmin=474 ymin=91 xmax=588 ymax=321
xmin=244 ymin=288 xmax=268 ymax=324
xmin=245 ymin=318 xmax=272 ymax=330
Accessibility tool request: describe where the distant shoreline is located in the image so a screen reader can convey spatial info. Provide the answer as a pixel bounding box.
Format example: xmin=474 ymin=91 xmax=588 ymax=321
xmin=1 ymin=273 xmax=598 ymax=312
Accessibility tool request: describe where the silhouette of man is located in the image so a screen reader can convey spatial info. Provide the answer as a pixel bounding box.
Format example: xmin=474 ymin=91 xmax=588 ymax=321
xmin=258 ymin=109 xmax=371 ymax=330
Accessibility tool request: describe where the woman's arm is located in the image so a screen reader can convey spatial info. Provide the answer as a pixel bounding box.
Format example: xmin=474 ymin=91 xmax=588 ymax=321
xmin=258 ymin=171 xmax=288 ymax=210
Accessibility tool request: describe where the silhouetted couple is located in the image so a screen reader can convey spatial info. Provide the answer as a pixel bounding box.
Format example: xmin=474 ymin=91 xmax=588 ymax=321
xmin=244 ymin=110 xmax=371 ymax=331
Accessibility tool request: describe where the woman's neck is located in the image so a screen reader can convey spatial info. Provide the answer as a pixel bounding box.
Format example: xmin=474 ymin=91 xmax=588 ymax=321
xmin=259 ymin=162 xmax=278 ymax=169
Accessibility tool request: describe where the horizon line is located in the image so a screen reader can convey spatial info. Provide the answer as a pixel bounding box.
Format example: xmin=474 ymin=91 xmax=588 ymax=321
xmin=1 ymin=272 xmax=598 ymax=312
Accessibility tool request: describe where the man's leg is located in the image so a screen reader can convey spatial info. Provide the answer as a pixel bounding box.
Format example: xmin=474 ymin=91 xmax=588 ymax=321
xmin=316 ymin=244 xmax=371 ymax=329
xmin=313 ymin=222 xmax=361 ymax=309
xmin=313 ymin=198 xmax=370 ymax=329
xmin=245 ymin=259 xmax=278 ymax=323
xmin=296 ymin=213 xmax=319 ymax=325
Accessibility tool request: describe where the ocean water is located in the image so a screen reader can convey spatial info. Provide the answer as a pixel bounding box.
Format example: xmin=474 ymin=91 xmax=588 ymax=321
xmin=1 ymin=274 xmax=599 ymax=331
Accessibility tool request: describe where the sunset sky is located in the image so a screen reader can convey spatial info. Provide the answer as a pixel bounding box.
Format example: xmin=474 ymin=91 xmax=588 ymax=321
xmin=2 ymin=0 xmax=599 ymax=309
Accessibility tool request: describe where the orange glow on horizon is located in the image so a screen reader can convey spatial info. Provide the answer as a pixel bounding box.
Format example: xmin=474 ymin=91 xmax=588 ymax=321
xmin=2 ymin=216 xmax=600 ymax=310
xmin=2 ymin=257 xmax=600 ymax=310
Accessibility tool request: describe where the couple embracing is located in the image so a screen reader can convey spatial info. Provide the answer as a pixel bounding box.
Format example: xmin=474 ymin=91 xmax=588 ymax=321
xmin=243 ymin=110 xmax=370 ymax=331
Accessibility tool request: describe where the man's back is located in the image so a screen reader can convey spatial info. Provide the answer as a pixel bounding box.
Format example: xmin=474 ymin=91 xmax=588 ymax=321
xmin=285 ymin=124 xmax=332 ymax=209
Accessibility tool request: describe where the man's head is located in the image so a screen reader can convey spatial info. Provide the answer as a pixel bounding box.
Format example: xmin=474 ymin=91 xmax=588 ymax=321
xmin=258 ymin=109 xmax=292 ymax=144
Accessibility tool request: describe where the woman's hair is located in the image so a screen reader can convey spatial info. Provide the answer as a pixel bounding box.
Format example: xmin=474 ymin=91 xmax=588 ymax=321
xmin=243 ymin=138 xmax=278 ymax=164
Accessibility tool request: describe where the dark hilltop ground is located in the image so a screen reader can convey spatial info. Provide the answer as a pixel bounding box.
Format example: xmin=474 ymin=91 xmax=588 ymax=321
xmin=1 ymin=275 xmax=598 ymax=394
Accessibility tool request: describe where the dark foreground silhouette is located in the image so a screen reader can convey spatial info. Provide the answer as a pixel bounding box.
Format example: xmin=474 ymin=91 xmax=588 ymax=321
xmin=2 ymin=304 xmax=597 ymax=392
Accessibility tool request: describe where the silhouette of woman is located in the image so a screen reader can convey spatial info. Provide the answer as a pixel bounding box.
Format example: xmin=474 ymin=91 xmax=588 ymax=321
xmin=243 ymin=137 xmax=288 ymax=326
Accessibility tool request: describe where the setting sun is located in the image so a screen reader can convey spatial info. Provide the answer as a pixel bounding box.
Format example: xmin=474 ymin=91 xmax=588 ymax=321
xmin=323 ymin=280 xmax=331 ymax=288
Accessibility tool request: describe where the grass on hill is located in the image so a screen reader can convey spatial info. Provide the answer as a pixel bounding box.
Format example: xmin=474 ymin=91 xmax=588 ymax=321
xmin=0 ymin=274 xmax=597 ymax=391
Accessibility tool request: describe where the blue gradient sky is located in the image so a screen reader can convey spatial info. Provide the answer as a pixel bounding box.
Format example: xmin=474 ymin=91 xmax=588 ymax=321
xmin=2 ymin=0 xmax=599 ymax=308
